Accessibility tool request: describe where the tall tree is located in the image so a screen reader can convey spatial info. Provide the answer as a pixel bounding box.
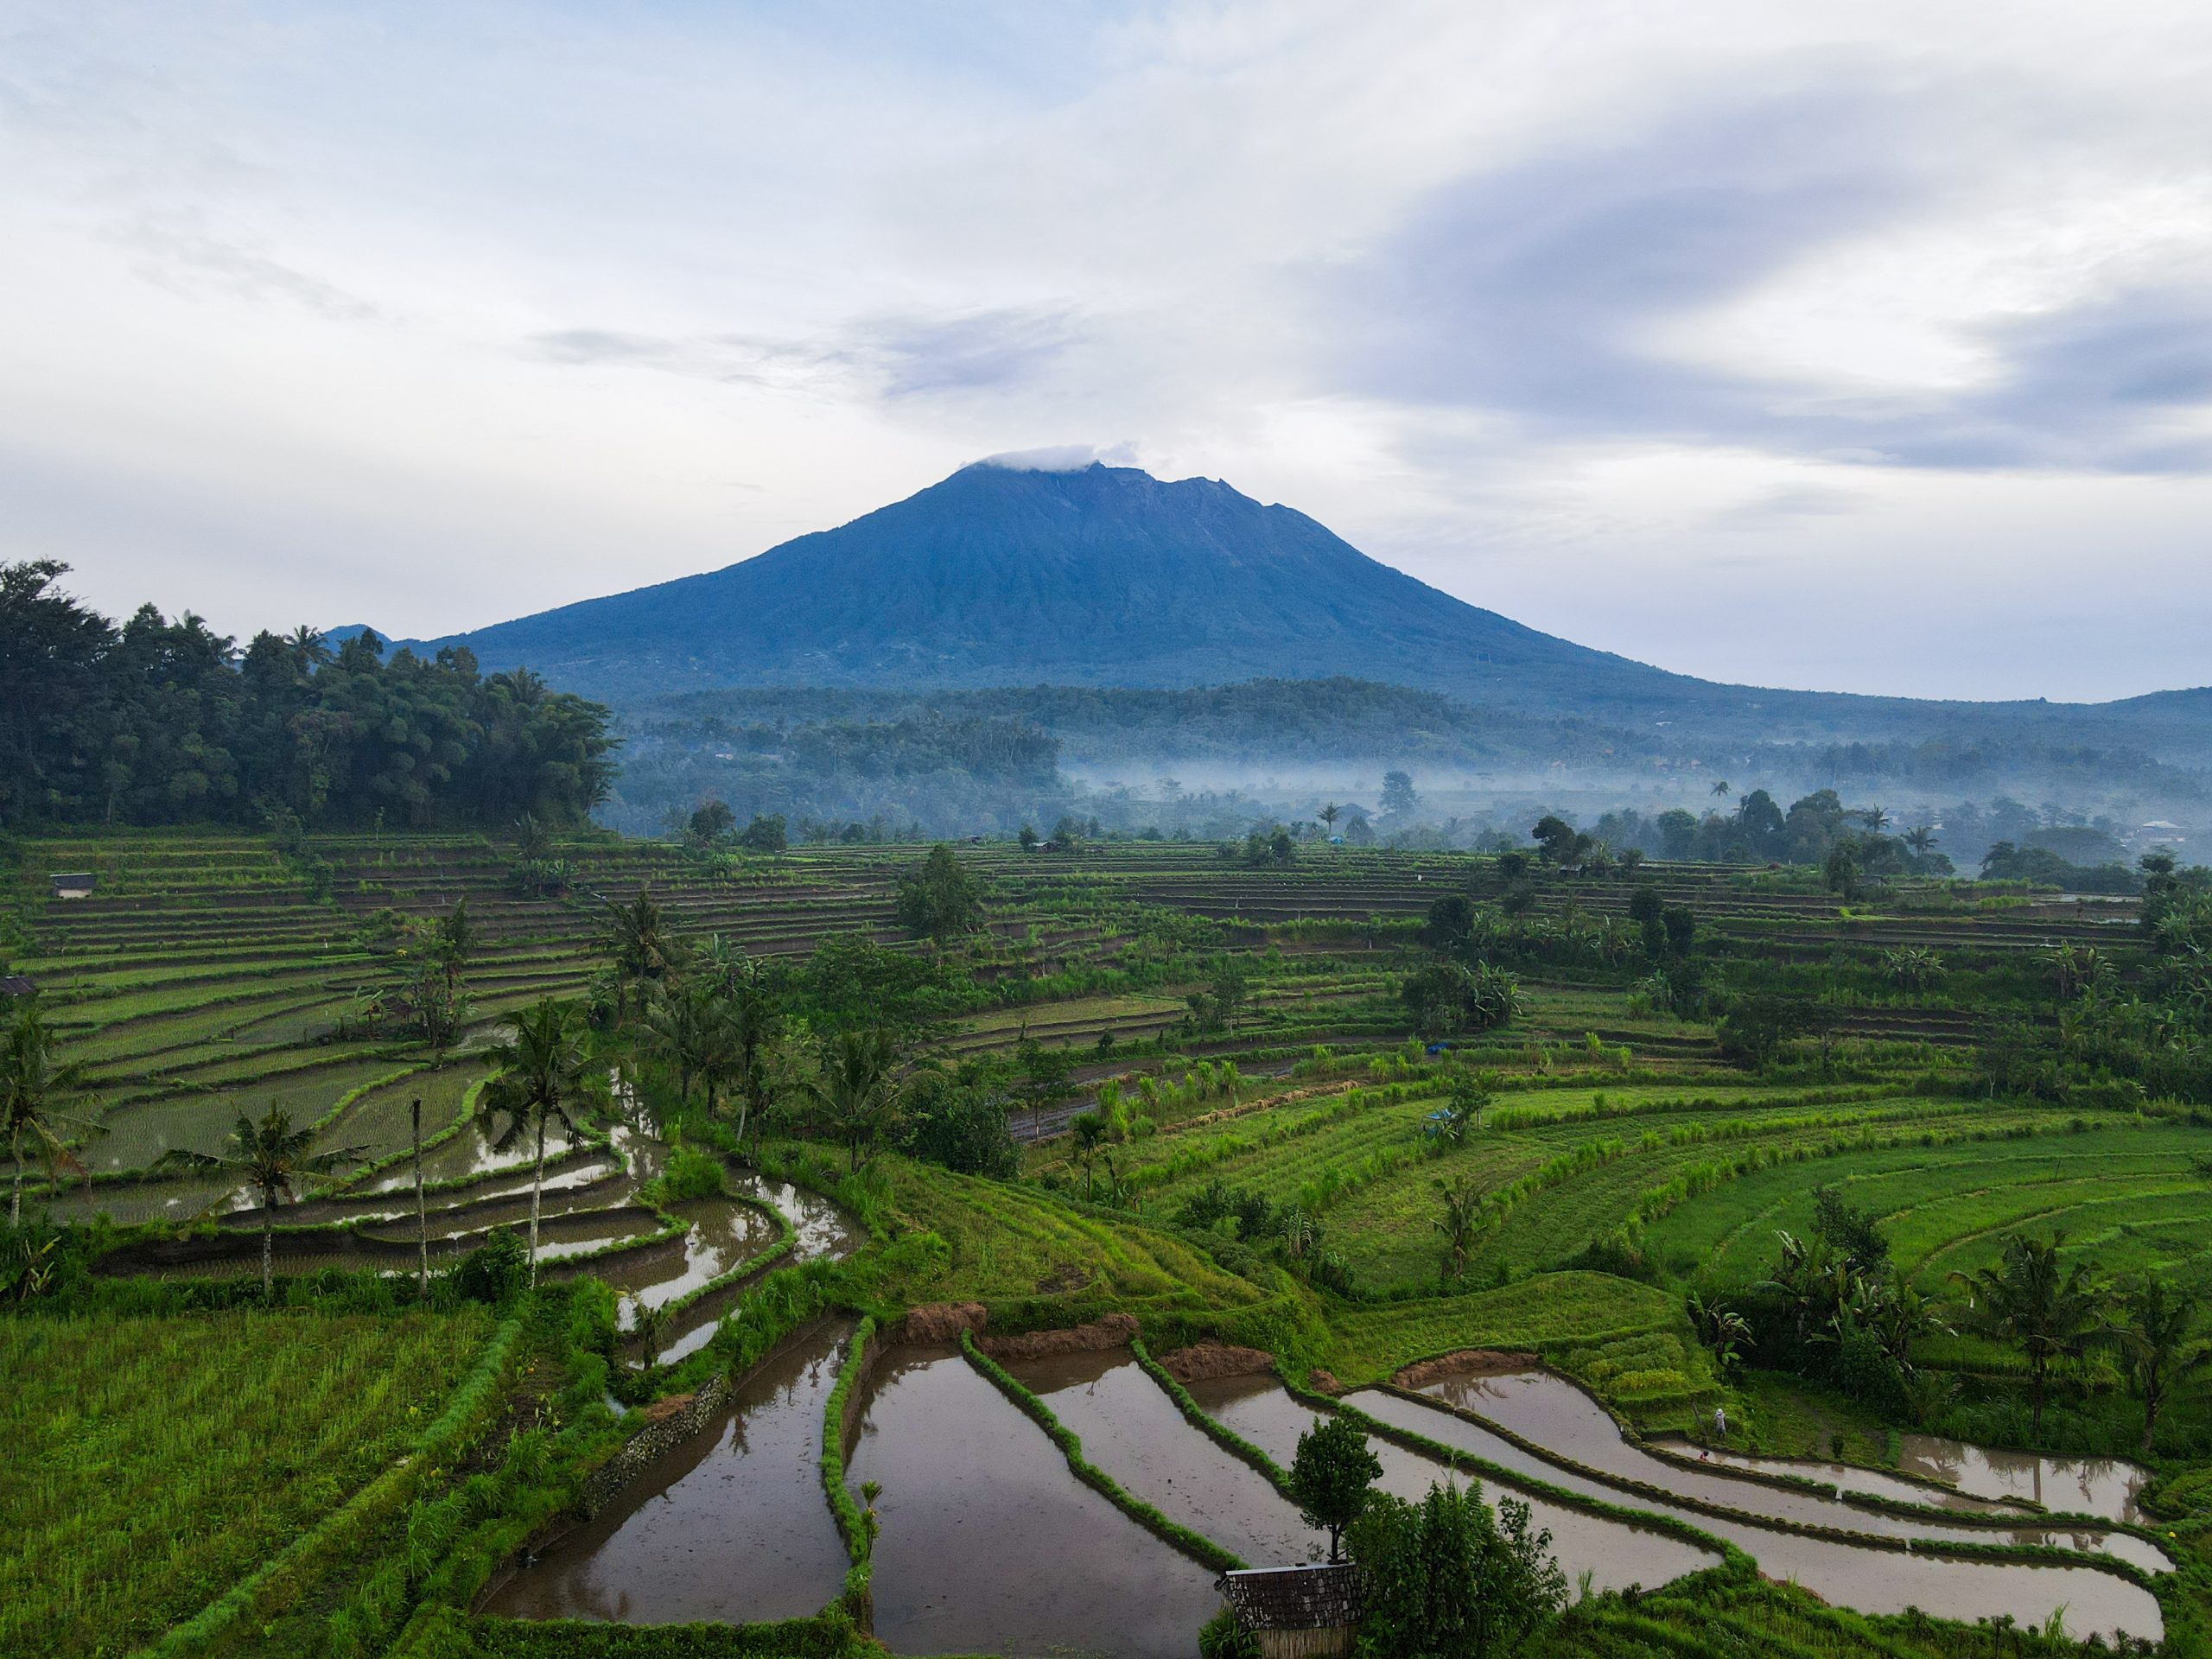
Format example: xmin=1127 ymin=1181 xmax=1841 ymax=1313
xmin=1950 ymin=1233 xmax=2113 ymax=1434
xmin=893 ymin=843 xmax=987 ymax=943
xmin=697 ymin=938 xmax=785 ymax=1147
xmin=601 ymin=887 xmax=682 ymax=1024
xmin=1287 ymin=1414 xmax=1382 ymax=1563
xmin=477 ymin=999 xmax=607 ymax=1285
xmin=0 ymin=1005 xmax=100 ymax=1227
xmin=805 ymin=1029 xmax=906 ymax=1174
xmin=157 ymin=1106 xmax=365 ymax=1300
xmin=2118 ymin=1276 xmax=2207 ymax=1455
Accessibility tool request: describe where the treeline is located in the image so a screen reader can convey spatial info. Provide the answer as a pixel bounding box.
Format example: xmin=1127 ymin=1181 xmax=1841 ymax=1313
xmin=624 ymin=677 xmax=1644 ymax=767
xmin=1586 ymin=790 xmax=1948 ymax=876
xmin=0 ymin=562 xmax=614 ymax=830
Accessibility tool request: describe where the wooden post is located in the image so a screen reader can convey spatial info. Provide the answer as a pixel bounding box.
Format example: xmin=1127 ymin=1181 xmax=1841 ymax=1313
xmin=412 ymin=1096 xmax=428 ymax=1296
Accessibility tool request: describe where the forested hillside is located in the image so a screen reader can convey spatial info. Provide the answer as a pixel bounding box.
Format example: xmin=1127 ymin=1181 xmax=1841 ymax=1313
xmin=0 ymin=562 xmax=614 ymax=830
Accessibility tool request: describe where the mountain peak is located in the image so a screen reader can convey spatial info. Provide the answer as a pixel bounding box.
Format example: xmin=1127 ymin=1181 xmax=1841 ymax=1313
xmin=413 ymin=459 xmax=1664 ymax=708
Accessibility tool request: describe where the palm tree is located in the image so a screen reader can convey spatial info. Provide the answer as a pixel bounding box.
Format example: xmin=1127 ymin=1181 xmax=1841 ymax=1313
xmin=640 ymin=978 xmax=736 ymax=1111
xmin=1071 ymin=1110 xmax=1108 ymax=1199
xmin=696 ymin=938 xmax=784 ymax=1148
xmin=1 ymin=1005 xmax=101 ymax=1227
xmin=286 ymin=625 xmax=332 ymax=670
xmin=1711 ymin=779 xmax=1732 ymax=799
xmin=1318 ymin=802 xmax=1343 ymax=837
xmin=1902 ymin=825 xmax=1939 ymax=860
xmin=805 ymin=1029 xmax=906 ymax=1175
xmin=157 ymin=1105 xmax=365 ymax=1300
xmin=1435 ymin=1177 xmax=1487 ymax=1283
xmin=1859 ymin=804 xmax=1891 ymax=835
xmin=601 ymin=887 xmax=683 ymax=1025
xmin=478 ymin=999 xmax=606 ymax=1285
xmin=2118 ymin=1276 xmax=2207 ymax=1454
xmin=1950 ymin=1233 xmax=2113 ymax=1435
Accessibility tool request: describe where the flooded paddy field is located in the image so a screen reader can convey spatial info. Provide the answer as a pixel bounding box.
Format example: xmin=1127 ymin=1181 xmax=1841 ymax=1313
xmin=1351 ymin=1384 xmax=2164 ymax=1642
xmin=1897 ymin=1433 xmax=2154 ymax=1525
xmin=486 ymin=1321 xmax=855 ymax=1625
xmin=1003 ymin=1348 xmax=1319 ymax=1568
xmin=1185 ymin=1373 xmax=1718 ymax=1597
xmin=849 ymin=1344 xmax=1223 ymax=1657
xmin=1411 ymin=1368 xmax=2168 ymax=1571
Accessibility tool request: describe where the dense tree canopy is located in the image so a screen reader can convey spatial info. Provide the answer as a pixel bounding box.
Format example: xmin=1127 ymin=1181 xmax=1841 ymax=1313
xmin=0 ymin=563 xmax=614 ymax=829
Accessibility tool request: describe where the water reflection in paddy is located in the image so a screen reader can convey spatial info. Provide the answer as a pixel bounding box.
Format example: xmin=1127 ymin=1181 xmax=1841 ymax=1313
xmin=484 ymin=1320 xmax=853 ymax=1625
xmin=1652 ymin=1440 xmax=2030 ymax=1516
xmin=1350 ymin=1387 xmax=2162 ymax=1643
xmin=1185 ymin=1373 xmax=1717 ymax=1596
xmin=1412 ymin=1369 xmax=2165 ymax=1572
xmin=1006 ymin=1349 xmax=1318 ymax=1568
xmin=849 ymin=1345 xmax=1222 ymax=1657
xmin=1898 ymin=1433 xmax=2153 ymax=1526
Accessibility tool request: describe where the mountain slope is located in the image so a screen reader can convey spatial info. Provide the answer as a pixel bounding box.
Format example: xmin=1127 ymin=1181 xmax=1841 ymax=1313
xmin=416 ymin=461 xmax=1698 ymax=712
xmin=411 ymin=461 xmax=2207 ymax=751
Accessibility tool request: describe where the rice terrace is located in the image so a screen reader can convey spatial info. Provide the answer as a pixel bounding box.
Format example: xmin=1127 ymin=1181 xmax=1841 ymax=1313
xmin=6 ymin=794 xmax=2212 ymax=1658
xmin=12 ymin=8 xmax=2212 ymax=1656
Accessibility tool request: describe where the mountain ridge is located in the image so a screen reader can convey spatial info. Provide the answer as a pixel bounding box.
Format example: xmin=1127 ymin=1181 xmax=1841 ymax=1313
xmin=404 ymin=461 xmax=2208 ymax=751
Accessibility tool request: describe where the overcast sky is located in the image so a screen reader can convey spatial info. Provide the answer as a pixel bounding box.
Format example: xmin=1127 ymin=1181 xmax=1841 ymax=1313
xmin=6 ymin=2 xmax=2211 ymax=702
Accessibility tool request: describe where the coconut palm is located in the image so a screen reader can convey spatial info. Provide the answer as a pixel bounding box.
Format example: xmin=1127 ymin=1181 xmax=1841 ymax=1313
xmin=804 ymin=1028 xmax=906 ymax=1175
xmin=156 ymin=1105 xmax=365 ymax=1300
xmin=1902 ymin=824 xmax=1939 ymax=859
xmin=1318 ymin=802 xmax=1343 ymax=836
xmin=1949 ymin=1233 xmax=2113 ymax=1434
xmin=1859 ymin=804 xmax=1891 ymax=834
xmin=1071 ymin=1110 xmax=1108 ymax=1199
xmin=639 ymin=977 xmax=736 ymax=1111
xmin=601 ymin=887 xmax=683 ymax=1024
xmin=2117 ymin=1276 xmax=2207 ymax=1454
xmin=696 ymin=937 xmax=785 ymax=1147
xmin=286 ymin=624 xmax=333 ymax=670
xmin=478 ymin=998 xmax=607 ymax=1285
xmin=0 ymin=1004 xmax=101 ymax=1227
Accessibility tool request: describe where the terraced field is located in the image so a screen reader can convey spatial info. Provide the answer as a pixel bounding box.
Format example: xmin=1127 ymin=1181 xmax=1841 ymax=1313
xmin=10 ymin=828 xmax=2210 ymax=1659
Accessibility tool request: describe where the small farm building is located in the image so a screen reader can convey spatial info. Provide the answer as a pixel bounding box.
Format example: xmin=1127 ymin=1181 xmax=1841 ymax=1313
xmin=1214 ymin=1565 xmax=1362 ymax=1659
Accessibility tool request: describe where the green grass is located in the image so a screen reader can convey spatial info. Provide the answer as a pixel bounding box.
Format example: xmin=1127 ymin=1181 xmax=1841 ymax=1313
xmin=0 ymin=1306 xmax=493 ymax=1658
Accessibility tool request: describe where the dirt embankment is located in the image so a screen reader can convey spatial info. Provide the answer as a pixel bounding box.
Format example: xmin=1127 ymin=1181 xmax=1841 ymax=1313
xmin=1156 ymin=1340 xmax=1277 ymax=1382
xmin=893 ymin=1302 xmax=988 ymax=1343
xmin=979 ymin=1313 xmax=1139 ymax=1362
xmin=1392 ymin=1350 xmax=1538 ymax=1390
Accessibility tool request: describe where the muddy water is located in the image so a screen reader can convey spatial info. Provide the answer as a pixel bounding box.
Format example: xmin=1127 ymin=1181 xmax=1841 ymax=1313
xmin=1185 ymin=1375 xmax=1714 ymax=1596
xmin=1350 ymin=1389 xmax=2163 ymax=1643
xmin=1898 ymin=1434 xmax=2153 ymax=1526
xmin=733 ymin=1170 xmax=862 ymax=1262
xmin=362 ymin=1120 xmax=582 ymax=1189
xmin=849 ymin=1345 xmax=1222 ymax=1657
xmin=485 ymin=1321 xmax=853 ymax=1624
xmin=648 ymin=1173 xmax=867 ymax=1365
xmin=1412 ymin=1370 xmax=2166 ymax=1573
xmin=594 ymin=1198 xmax=781 ymax=1325
xmin=1651 ymin=1440 xmax=2030 ymax=1516
xmin=1006 ymin=1350 xmax=1319 ymax=1567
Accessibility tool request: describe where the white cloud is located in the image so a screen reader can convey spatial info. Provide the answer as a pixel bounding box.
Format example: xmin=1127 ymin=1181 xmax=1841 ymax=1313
xmin=969 ymin=442 xmax=1141 ymax=473
xmin=3 ymin=0 xmax=2211 ymax=696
